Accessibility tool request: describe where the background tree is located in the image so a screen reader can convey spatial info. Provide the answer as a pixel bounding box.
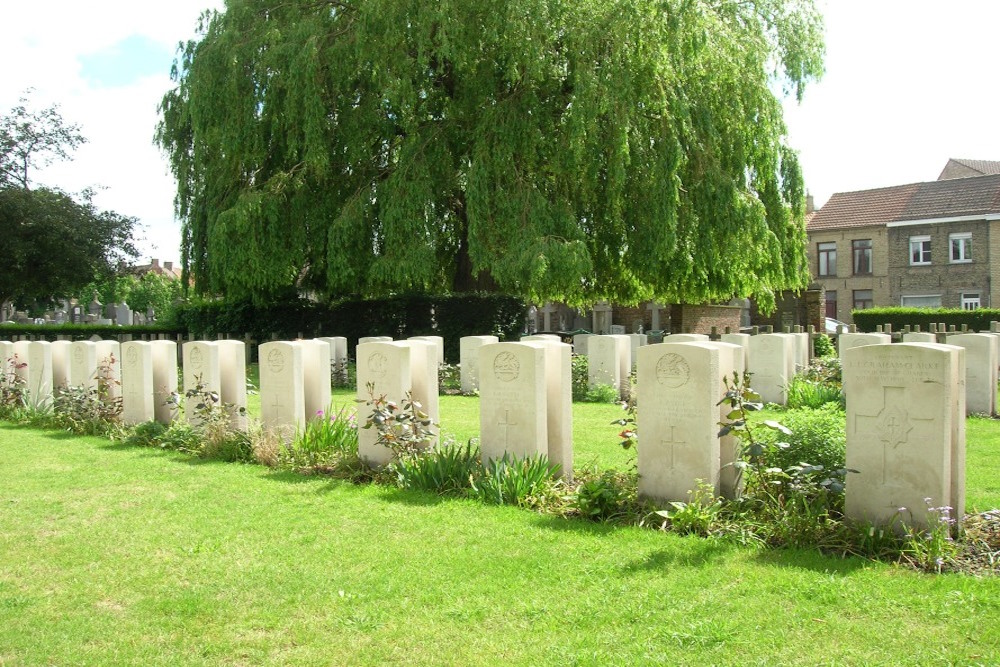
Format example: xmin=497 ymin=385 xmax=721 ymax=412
xmin=0 ymin=93 xmax=139 ymax=310
xmin=158 ymin=0 xmax=824 ymax=310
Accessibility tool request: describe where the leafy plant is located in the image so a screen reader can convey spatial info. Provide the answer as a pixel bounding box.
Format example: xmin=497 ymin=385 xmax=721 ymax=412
xmin=393 ymin=438 xmax=480 ymax=495
xmin=571 ymin=354 xmax=590 ymax=402
xmin=330 ymin=358 xmax=354 ymax=389
xmin=471 ymin=454 xmax=560 ymax=508
xmin=51 ymin=355 xmax=122 ymax=435
xmin=901 ymin=499 xmax=961 ymax=573
xmin=786 ymin=375 xmax=843 ymax=410
xmin=582 ymin=383 xmax=619 ymax=403
xmin=752 ymin=403 xmax=846 ymax=473
xmin=360 ymin=383 xmax=437 ymax=461
xmin=119 ymin=420 xmax=169 ymax=448
xmin=655 ymin=481 xmax=724 ymax=537
xmin=0 ymin=354 xmax=28 ymax=418
xmin=573 ymin=469 xmax=630 ymax=522
xmin=438 ymin=362 xmax=462 ymax=395
xmin=282 ymin=405 xmax=358 ymax=469
xmin=812 ymin=332 xmax=835 ymax=358
xmin=165 ymin=375 xmax=252 ymax=462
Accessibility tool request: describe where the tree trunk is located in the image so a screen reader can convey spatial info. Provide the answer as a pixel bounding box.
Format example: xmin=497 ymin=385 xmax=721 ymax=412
xmin=451 ymin=192 xmax=498 ymax=293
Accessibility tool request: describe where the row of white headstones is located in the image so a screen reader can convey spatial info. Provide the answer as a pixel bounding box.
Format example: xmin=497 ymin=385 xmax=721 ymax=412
xmin=3 ymin=330 xmax=989 ymax=529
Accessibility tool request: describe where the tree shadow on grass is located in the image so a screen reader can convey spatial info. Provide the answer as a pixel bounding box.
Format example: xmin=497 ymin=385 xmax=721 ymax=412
xmin=747 ymin=547 xmax=872 ymax=575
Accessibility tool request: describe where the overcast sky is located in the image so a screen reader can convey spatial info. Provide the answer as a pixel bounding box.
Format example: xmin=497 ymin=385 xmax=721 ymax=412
xmin=3 ymin=1 xmax=999 ymax=264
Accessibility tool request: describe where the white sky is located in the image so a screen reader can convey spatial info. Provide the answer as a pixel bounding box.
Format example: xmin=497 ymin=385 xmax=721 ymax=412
xmin=3 ymin=1 xmax=1000 ymax=264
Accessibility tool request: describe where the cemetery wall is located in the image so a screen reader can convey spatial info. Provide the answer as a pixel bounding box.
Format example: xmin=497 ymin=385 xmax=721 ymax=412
xmin=668 ymin=304 xmax=741 ymax=335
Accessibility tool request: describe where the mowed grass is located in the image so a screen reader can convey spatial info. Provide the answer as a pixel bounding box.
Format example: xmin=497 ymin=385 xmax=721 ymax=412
xmin=3 ymin=424 xmax=1000 ymax=666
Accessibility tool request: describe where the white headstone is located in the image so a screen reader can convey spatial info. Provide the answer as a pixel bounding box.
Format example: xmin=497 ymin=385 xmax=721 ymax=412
xmin=68 ymin=341 xmax=98 ymax=390
xmin=183 ymin=341 xmax=221 ymax=426
xmin=409 ymin=335 xmax=445 ymax=366
xmin=121 ymin=341 xmax=155 ymax=424
xmin=720 ymin=333 xmax=751 ymax=372
xmin=115 ymin=302 xmax=133 ymax=326
xmin=572 ymin=333 xmax=593 ymax=356
xmin=748 ymin=334 xmax=794 ymax=405
xmin=14 ymin=341 xmax=53 ymax=410
xmin=479 ymin=343 xmax=548 ymax=465
xmin=791 ymin=332 xmax=810 ymax=372
xmin=838 ymin=332 xmax=891 ymax=357
xmin=843 ymin=343 xmax=965 ymax=529
xmin=301 ymin=339 xmax=332 ymax=420
xmin=588 ymin=335 xmax=626 ymax=398
xmin=663 ymin=333 xmax=709 ymax=343
xmin=521 ymin=334 xmax=560 ymax=343
xmin=948 ymin=333 xmax=998 ymax=416
xmin=524 ymin=339 xmax=573 ymax=480
xmin=356 ymin=341 xmax=413 ymax=466
xmin=637 ymin=342 xmax=734 ymax=501
xmin=217 ymin=340 xmax=248 ymax=429
xmin=358 ymin=336 xmax=392 ymax=347
xmin=403 ymin=339 xmax=439 ymax=449
xmin=50 ymin=340 xmax=72 ymax=390
xmin=317 ymin=336 xmax=349 ymax=384
xmin=628 ymin=333 xmax=648 ymax=369
xmin=259 ymin=341 xmax=306 ymax=440
xmin=701 ymin=340 xmax=747 ymax=499
xmin=94 ymin=340 xmax=122 ymax=401
xmin=460 ymin=335 xmax=499 ymax=394
xmin=150 ymin=340 xmax=178 ymax=424
xmin=901 ymin=332 xmax=936 ymax=343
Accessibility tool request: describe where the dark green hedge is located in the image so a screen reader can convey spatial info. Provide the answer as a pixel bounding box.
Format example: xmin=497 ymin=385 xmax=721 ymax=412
xmin=852 ymin=307 xmax=1000 ymax=333
xmin=175 ymin=294 xmax=527 ymax=361
xmin=0 ymin=323 xmax=182 ymax=340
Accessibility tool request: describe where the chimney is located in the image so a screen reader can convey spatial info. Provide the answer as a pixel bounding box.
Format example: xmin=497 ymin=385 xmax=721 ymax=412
xmin=151 ymin=258 xmax=160 ymax=268
xmin=164 ymin=261 xmax=173 ymax=272
xmin=805 ymin=193 xmax=815 ymax=214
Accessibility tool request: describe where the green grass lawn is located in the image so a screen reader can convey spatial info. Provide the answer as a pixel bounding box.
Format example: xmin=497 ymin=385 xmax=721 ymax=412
xmin=2 ymin=423 xmax=1000 ymax=666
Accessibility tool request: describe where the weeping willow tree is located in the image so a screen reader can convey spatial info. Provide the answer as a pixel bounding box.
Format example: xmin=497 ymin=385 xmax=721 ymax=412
xmin=157 ymin=0 xmax=823 ymax=309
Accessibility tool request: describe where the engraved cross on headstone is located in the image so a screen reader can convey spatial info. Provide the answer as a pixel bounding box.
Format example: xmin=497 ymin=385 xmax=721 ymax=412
xmin=855 ymin=385 xmax=932 ymax=485
xmin=661 ymin=424 xmax=684 ymax=468
xmin=498 ymin=409 xmax=518 ymax=448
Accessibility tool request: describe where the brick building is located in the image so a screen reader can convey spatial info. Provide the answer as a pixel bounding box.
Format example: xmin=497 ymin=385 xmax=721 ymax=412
xmin=807 ymin=162 xmax=1000 ymax=322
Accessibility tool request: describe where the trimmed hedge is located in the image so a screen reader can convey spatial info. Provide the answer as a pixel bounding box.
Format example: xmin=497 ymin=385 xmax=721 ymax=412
xmin=175 ymin=293 xmax=527 ymax=361
xmin=0 ymin=323 xmax=182 ymax=340
xmin=852 ymin=307 xmax=1000 ymax=333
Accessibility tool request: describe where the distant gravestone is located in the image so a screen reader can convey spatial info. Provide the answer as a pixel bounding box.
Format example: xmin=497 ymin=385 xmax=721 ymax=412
xmin=902 ymin=332 xmax=936 ymax=343
xmin=94 ymin=340 xmax=122 ymax=399
xmin=843 ymin=343 xmax=965 ymax=529
xmin=479 ymin=342 xmax=549 ymax=465
xmin=358 ymin=336 xmax=392 ymax=347
xmin=115 ymin=301 xmax=133 ymax=326
xmin=838 ymin=332 xmax=891 ymax=357
xmin=610 ymin=324 xmax=626 ymax=335
xmin=121 ymin=341 xmax=155 ymax=425
xmin=356 ymin=341 xmax=414 ymax=466
xmin=183 ymin=341 xmax=221 ymax=426
xmin=459 ymin=335 xmax=498 ymax=394
xmin=948 ymin=333 xmax=998 ymax=415
xmin=791 ymin=332 xmax=810 ymax=372
xmin=217 ymin=340 xmax=249 ymax=429
xmin=259 ymin=341 xmax=305 ymax=440
xmin=405 ymin=339 xmax=440 ymax=449
xmin=637 ymin=342 xmax=735 ymax=501
xmin=702 ymin=340 xmax=747 ymax=499
xmin=317 ymin=336 xmax=349 ymax=384
xmin=748 ymin=334 xmax=794 ymax=405
xmin=572 ymin=333 xmax=593 ymax=356
xmin=150 ymin=340 xmax=179 ymax=424
xmin=521 ymin=334 xmax=560 ymax=343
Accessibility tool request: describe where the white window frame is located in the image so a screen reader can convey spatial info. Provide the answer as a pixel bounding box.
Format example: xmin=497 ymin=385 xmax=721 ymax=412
xmin=961 ymin=292 xmax=981 ymax=310
xmin=900 ymin=294 xmax=942 ymax=308
xmin=950 ymin=233 xmax=972 ymax=263
xmin=909 ymin=236 xmax=931 ymax=266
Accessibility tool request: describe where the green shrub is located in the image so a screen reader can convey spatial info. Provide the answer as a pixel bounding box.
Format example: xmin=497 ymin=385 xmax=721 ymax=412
xmin=786 ymin=376 xmax=842 ymax=410
xmin=471 ymin=454 xmax=560 ymax=507
xmin=120 ymin=420 xmax=169 ymax=448
xmin=393 ymin=439 xmax=479 ymax=494
xmin=813 ymin=333 xmax=835 ymax=357
xmin=51 ymin=356 xmax=122 ymax=436
xmin=582 ymin=383 xmax=619 ymax=403
xmin=753 ymin=403 xmax=846 ymax=472
xmin=283 ymin=405 xmax=358 ymax=468
xmin=852 ymin=306 xmax=1000 ymax=333
xmin=571 ymin=354 xmax=589 ymax=401
xmin=573 ymin=469 xmax=630 ymax=522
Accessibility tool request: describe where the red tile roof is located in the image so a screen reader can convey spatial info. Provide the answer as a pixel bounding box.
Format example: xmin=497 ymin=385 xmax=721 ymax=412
xmin=938 ymin=158 xmax=1000 ymax=180
xmin=808 ymin=175 xmax=1000 ymax=231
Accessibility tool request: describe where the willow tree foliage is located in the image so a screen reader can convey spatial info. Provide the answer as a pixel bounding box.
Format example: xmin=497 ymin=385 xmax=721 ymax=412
xmin=157 ymin=0 xmax=823 ymax=308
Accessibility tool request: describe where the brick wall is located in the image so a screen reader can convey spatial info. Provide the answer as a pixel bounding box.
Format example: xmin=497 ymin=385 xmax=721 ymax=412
xmin=887 ymin=220 xmax=991 ymax=308
xmin=669 ymin=304 xmax=741 ymax=335
xmin=806 ymin=224 xmax=889 ymax=323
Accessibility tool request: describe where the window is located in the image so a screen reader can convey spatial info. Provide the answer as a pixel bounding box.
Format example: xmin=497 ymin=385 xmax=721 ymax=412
xmin=900 ymin=295 xmax=942 ymax=308
xmin=853 ymin=289 xmax=873 ymax=310
xmin=962 ymin=293 xmax=981 ymax=310
xmin=909 ymin=236 xmax=931 ymax=265
xmin=950 ymin=233 xmax=972 ymax=263
xmin=817 ymin=242 xmax=837 ymax=277
xmin=852 ymin=239 xmax=872 ymax=275
xmin=825 ymin=290 xmax=837 ymax=319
